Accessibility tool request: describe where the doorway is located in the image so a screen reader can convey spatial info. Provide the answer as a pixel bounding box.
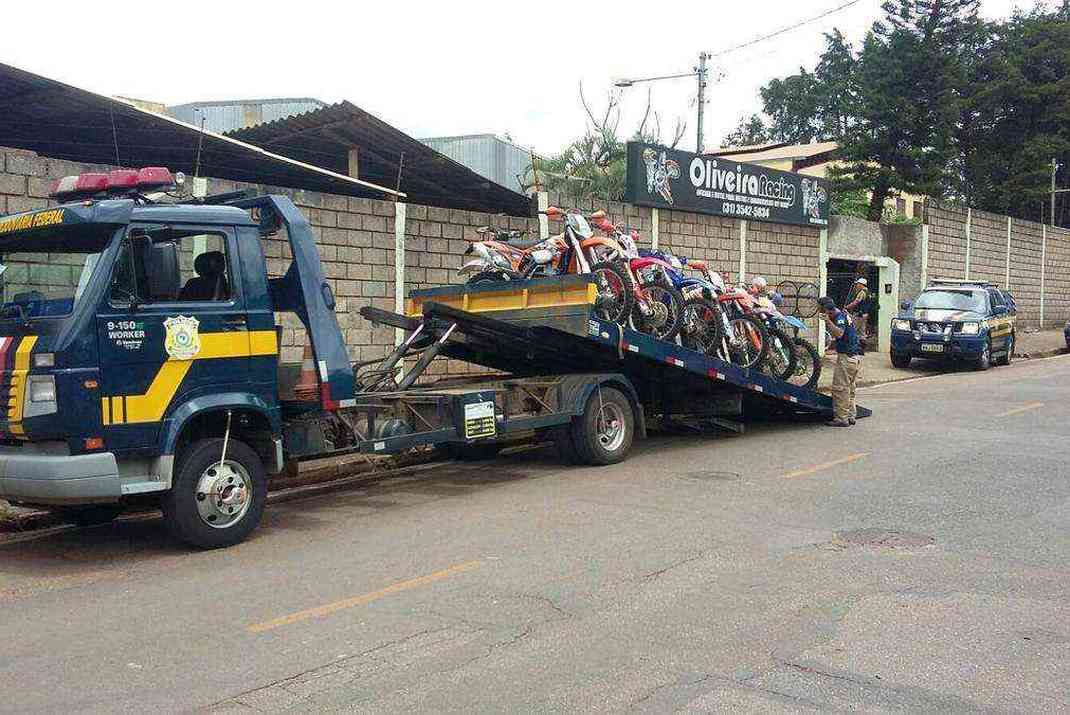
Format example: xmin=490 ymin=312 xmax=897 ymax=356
xmin=825 ymin=255 xmax=900 ymax=355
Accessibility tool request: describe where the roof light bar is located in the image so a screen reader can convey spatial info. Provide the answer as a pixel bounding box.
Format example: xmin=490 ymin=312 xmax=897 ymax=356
xmin=48 ymin=167 xmax=177 ymax=202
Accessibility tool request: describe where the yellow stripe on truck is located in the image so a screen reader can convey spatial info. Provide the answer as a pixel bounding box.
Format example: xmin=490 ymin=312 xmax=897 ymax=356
xmin=8 ymin=336 xmax=38 ymax=435
xmin=110 ymin=330 xmax=277 ymax=426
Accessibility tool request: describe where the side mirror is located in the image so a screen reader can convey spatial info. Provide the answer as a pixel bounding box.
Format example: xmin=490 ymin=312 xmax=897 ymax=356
xmin=900 ymin=300 xmax=912 ymax=311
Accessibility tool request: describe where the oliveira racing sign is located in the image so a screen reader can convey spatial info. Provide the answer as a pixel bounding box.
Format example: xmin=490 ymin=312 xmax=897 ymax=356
xmin=624 ymin=142 xmax=829 ymax=227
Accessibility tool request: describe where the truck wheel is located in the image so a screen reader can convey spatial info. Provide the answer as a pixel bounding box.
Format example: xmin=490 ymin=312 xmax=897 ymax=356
xmin=161 ymin=438 xmax=267 ymax=549
xmin=890 ymin=351 xmax=912 ymax=368
xmin=58 ymin=504 xmax=125 ymax=527
xmin=571 ymin=386 xmax=635 ymax=466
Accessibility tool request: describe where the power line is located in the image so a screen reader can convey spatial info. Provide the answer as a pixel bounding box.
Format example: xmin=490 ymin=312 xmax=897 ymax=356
xmin=709 ymin=0 xmax=867 ymax=58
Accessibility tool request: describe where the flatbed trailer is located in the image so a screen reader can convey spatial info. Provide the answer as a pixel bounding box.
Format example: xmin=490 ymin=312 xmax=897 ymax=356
xmin=341 ymin=275 xmax=870 ymax=461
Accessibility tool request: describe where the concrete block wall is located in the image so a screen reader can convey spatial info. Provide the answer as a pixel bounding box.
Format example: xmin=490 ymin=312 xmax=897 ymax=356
xmin=928 ymin=200 xmax=1069 ymax=327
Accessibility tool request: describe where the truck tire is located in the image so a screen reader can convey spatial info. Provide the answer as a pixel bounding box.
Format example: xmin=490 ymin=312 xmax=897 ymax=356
xmin=890 ymin=351 xmax=912 ymax=368
xmin=58 ymin=504 xmax=125 ymax=527
xmin=161 ymin=437 xmax=267 ymax=549
xmin=571 ymin=386 xmax=635 ymax=466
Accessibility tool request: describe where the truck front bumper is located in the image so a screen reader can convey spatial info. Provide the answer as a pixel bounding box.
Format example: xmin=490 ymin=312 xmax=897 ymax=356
xmin=891 ymin=331 xmax=986 ymax=359
xmin=0 ymin=449 xmax=122 ymax=505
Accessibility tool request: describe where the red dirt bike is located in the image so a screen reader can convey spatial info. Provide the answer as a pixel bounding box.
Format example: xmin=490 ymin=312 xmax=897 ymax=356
xmin=582 ymin=214 xmax=687 ymax=342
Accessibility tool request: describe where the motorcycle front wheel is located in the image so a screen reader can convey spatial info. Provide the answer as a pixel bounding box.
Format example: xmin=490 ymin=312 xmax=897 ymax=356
xmin=589 ymin=262 xmax=633 ymax=326
xmin=679 ymin=298 xmax=724 ymax=355
xmin=788 ymin=336 xmax=822 ymax=391
xmin=724 ymin=314 xmax=770 ymax=369
xmin=761 ymin=325 xmax=797 ymax=381
xmin=633 ymin=281 xmax=686 ymax=342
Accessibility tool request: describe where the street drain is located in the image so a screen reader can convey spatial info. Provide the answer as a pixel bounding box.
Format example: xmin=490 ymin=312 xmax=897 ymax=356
xmin=835 ymin=528 xmax=935 ymax=549
xmin=679 ymin=470 xmax=741 ymax=482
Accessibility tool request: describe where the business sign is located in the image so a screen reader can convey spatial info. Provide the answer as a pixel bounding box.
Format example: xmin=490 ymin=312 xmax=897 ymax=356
xmin=624 ymin=142 xmax=830 ymax=227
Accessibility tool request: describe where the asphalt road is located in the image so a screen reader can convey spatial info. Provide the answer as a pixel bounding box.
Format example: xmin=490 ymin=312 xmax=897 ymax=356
xmin=1 ymin=356 xmax=1069 ymax=713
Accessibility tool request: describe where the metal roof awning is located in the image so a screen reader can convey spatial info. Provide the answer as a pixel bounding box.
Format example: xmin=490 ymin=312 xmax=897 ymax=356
xmin=227 ymin=102 xmax=534 ymax=216
xmin=0 ymin=62 xmax=403 ymax=200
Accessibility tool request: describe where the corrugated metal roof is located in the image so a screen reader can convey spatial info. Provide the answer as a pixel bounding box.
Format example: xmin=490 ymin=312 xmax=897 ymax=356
xmin=228 ymin=102 xmax=532 ymax=216
xmin=422 ymin=134 xmax=536 ymax=193
xmin=168 ymin=98 xmax=328 ymax=134
xmin=0 ymin=63 xmax=401 ymax=200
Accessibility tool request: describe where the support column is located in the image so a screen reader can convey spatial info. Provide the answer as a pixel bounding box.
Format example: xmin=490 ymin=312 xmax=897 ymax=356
xmin=347 ymin=148 xmax=360 ymax=179
xmin=738 ymin=220 xmax=747 ymax=285
xmin=1040 ymin=224 xmax=1047 ymax=328
xmin=964 ymin=208 xmax=972 ymax=280
xmin=1005 ymin=217 xmax=1012 ymax=290
xmin=537 ymin=192 xmax=549 ymax=240
xmin=818 ymin=228 xmax=828 ymax=356
xmin=650 ymin=207 xmax=659 ymax=250
xmin=394 ymin=202 xmax=407 ymax=346
xmin=920 ymin=224 xmax=930 ymax=290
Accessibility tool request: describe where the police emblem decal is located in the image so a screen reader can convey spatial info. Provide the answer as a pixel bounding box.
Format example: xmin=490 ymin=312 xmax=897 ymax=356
xmin=164 ymin=315 xmax=202 ymax=360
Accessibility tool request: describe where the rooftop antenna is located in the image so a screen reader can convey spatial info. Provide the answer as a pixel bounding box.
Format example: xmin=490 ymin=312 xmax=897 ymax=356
xmin=109 ymin=106 xmax=121 ymax=166
xmin=193 ymin=114 xmax=207 ymax=179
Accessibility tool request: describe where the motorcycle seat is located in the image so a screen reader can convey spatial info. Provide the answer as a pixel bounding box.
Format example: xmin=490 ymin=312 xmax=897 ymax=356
xmin=504 ymin=238 xmax=545 ymax=250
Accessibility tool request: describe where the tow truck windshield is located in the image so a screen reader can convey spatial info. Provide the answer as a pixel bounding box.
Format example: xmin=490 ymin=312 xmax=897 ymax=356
xmin=0 ymin=228 xmax=112 ymax=321
xmin=914 ymin=289 xmax=987 ymax=314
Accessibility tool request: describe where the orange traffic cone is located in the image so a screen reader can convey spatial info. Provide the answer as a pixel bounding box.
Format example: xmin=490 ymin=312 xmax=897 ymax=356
xmin=293 ymin=343 xmax=319 ymax=401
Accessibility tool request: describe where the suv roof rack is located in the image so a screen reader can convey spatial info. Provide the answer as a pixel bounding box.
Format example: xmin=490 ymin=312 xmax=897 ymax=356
xmin=929 ymin=278 xmax=997 ymax=288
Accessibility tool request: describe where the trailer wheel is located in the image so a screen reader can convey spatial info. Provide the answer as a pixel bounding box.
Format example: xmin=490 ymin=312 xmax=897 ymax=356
xmin=572 ymin=386 xmax=635 ymax=466
xmin=161 ymin=438 xmax=267 ymax=549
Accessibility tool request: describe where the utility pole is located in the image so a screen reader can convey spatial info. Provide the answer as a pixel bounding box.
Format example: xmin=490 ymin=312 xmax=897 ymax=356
xmin=1051 ymin=158 xmax=1060 ymax=227
xmin=696 ymin=52 xmax=709 ymax=154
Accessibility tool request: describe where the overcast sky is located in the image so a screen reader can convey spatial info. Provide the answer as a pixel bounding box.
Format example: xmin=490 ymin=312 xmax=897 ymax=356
xmin=2 ymin=0 xmax=1028 ymax=155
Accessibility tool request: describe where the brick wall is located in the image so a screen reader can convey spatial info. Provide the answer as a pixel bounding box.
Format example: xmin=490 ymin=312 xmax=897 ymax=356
xmin=0 ymin=148 xmax=829 ymax=379
xmin=928 ymin=200 xmax=1068 ymax=327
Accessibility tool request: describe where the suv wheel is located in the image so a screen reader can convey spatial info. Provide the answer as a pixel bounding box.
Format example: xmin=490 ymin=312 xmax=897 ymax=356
xmin=974 ymin=340 xmax=991 ymax=371
xmin=997 ymin=332 xmax=1014 ymax=366
xmin=890 ymin=351 xmax=912 ymax=369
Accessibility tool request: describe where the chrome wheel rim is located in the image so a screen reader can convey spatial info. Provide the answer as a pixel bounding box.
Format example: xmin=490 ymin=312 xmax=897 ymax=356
xmin=596 ymin=401 xmax=627 ymax=452
xmin=195 ymin=460 xmax=252 ymax=529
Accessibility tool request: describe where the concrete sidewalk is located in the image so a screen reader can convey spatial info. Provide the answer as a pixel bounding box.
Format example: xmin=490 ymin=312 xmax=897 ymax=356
xmin=818 ymin=328 xmax=1068 ymax=391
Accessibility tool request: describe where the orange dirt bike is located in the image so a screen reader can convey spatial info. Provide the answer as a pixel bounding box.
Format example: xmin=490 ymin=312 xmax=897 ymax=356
xmin=457 ymin=211 xmax=632 ymax=326
xmin=572 ymin=212 xmax=687 ymax=342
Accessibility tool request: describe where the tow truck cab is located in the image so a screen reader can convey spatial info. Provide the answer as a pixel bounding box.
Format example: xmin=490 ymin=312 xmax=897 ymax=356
xmin=0 ymin=168 xmax=355 ymax=546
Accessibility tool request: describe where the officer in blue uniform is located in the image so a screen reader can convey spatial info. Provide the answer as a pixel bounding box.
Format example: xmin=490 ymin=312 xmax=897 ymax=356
xmin=818 ymin=296 xmax=863 ymax=427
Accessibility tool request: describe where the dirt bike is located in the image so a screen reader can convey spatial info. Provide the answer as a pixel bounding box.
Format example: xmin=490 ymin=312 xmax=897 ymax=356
xmin=640 ymin=249 xmax=769 ymax=370
xmin=580 ymin=214 xmax=687 ymax=342
xmin=761 ymin=294 xmax=822 ymax=390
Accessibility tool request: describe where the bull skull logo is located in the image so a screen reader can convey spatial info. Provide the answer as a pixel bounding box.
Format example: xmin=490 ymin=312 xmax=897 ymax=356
xmin=642 ymin=148 xmax=681 ymax=205
xmin=801 ymin=178 xmax=827 ymax=220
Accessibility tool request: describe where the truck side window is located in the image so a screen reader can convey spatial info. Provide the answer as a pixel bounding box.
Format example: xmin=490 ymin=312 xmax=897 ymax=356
xmin=176 ymin=234 xmax=231 ymax=302
xmin=109 ymin=241 xmax=144 ymax=304
xmin=989 ymin=290 xmax=1004 ymax=309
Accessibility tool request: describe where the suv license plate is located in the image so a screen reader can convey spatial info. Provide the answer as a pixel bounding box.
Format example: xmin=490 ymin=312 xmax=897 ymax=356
xmin=921 ymin=344 xmax=945 ymax=353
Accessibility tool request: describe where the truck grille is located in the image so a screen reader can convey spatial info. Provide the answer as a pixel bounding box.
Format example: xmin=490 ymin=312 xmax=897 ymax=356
xmin=917 ymin=321 xmax=949 ymax=335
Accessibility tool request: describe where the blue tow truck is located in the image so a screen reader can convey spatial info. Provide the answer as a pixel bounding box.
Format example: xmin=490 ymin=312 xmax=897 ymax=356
xmin=0 ymin=167 xmax=860 ymax=548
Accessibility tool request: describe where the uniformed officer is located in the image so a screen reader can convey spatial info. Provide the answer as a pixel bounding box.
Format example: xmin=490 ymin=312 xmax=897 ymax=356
xmin=818 ymin=296 xmax=863 ymax=427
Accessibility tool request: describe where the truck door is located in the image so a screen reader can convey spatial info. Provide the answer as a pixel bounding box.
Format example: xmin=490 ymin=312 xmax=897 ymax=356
xmin=97 ymin=226 xmax=250 ymax=449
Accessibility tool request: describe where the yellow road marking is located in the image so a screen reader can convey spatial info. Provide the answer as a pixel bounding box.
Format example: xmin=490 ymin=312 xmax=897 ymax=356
xmin=247 ymin=560 xmax=483 ymax=633
xmin=782 ymin=453 xmax=869 ymax=480
xmin=996 ymin=402 xmax=1044 ymax=418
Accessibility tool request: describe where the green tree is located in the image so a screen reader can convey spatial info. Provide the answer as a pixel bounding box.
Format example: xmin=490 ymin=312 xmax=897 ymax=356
xmin=834 ymin=0 xmax=981 ymax=220
xmin=760 ymin=70 xmax=822 ymax=143
xmin=720 ymin=113 xmax=770 ymax=148
xmin=531 ymin=86 xmax=686 ymax=202
xmin=813 ymin=29 xmax=858 ymax=140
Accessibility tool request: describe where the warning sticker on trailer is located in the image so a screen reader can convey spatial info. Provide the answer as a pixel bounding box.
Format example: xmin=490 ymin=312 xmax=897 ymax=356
xmin=464 ymin=401 xmax=496 ymax=439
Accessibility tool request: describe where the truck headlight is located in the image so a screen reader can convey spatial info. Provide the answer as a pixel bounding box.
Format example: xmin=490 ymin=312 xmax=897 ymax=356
xmin=893 ymin=319 xmax=911 ymax=332
xmin=24 ymin=375 xmax=57 ymax=417
xmin=959 ymin=322 xmax=980 ymax=335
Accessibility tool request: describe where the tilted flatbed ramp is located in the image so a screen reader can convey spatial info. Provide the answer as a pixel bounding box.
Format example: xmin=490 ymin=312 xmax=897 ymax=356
xmin=402 ymin=276 xmax=871 ymax=421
